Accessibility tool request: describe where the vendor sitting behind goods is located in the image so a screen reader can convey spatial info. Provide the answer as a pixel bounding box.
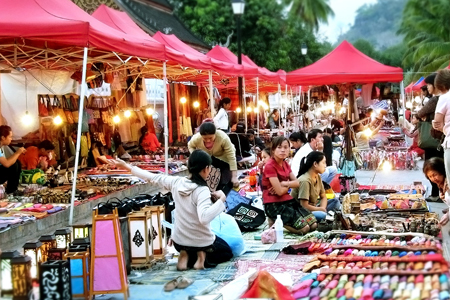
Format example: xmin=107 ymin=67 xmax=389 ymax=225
xmin=19 ymin=140 xmax=56 ymax=171
xmin=291 ymin=151 xmax=341 ymax=221
xmin=139 ymin=124 xmax=161 ymax=153
xmin=246 ymin=129 xmax=265 ymax=151
xmin=0 ymin=125 xmax=26 ymax=194
xmin=423 ymin=157 xmax=450 ymax=226
xmin=354 ymin=119 xmax=385 ymax=151
xmin=188 ymin=122 xmax=239 ymax=188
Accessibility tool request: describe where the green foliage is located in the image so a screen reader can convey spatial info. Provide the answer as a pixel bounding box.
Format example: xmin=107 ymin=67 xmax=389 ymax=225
xmin=168 ymin=0 xmax=333 ymax=72
xmin=352 ymin=39 xmax=408 ymax=70
xmin=338 ymin=0 xmax=407 ymax=50
xmin=282 ymin=0 xmax=334 ymax=31
xmin=399 ymin=0 xmax=450 ymax=79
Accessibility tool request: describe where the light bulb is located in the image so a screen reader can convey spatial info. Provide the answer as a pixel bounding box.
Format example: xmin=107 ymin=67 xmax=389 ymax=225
xmin=247 ymin=107 xmax=253 ymax=113
xmin=180 ymin=97 xmax=187 ymax=104
xmin=236 ymin=107 xmax=242 ymax=113
xmin=113 ymin=115 xmax=120 ymax=124
xmin=406 ymin=101 xmax=412 ymax=109
xmin=146 ymin=107 xmax=154 ymax=115
xmin=124 ymin=110 xmax=131 ymax=118
xmin=22 ymin=111 xmax=33 ymax=126
xmin=53 ymin=115 xmax=63 ymax=125
xmin=363 ymin=128 xmax=373 ymax=137
xmin=193 ymin=101 xmax=200 ymax=108
xmin=382 ymin=160 xmax=392 ymax=172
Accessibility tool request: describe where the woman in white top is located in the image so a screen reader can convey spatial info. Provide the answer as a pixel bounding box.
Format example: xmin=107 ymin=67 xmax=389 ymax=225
xmin=109 ymin=150 xmax=233 ymax=270
xmin=213 ymin=98 xmax=231 ymax=132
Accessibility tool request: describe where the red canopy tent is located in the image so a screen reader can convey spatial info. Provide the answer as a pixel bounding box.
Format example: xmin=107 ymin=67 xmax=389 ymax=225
xmin=207 ymin=46 xmax=259 ymax=78
xmin=287 ymin=40 xmax=403 ymax=85
xmin=0 ymin=0 xmax=167 ymax=68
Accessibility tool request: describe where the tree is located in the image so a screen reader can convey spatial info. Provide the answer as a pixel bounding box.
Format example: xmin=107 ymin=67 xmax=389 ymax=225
xmin=353 ymin=39 xmax=379 ymax=60
xmin=169 ymin=0 xmax=332 ymax=71
xmin=282 ymin=0 xmax=334 ymax=31
xmin=398 ymin=0 xmax=450 ymax=78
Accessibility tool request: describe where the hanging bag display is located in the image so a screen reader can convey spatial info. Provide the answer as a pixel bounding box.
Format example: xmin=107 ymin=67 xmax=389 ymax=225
xmin=45 ymin=95 xmax=54 ymax=116
xmin=38 ymin=95 xmax=49 ymax=117
xmin=52 ymin=95 xmax=67 ymax=123
xmin=62 ymin=95 xmax=74 ymax=124
xmin=70 ymin=95 xmax=79 ymax=123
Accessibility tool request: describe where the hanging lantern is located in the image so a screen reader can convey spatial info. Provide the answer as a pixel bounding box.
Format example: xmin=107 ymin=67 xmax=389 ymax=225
xmin=72 ymin=223 xmax=92 ymax=240
xmin=144 ymin=205 xmax=166 ymax=258
xmin=11 ymin=255 xmax=32 ymax=300
xmin=40 ymin=260 xmax=72 ymax=300
xmin=128 ymin=210 xmax=154 ymax=266
xmin=39 ymin=234 xmax=57 ymax=262
xmin=23 ymin=241 xmax=43 ymax=279
xmin=64 ymin=251 xmax=90 ymax=299
xmin=54 ymin=228 xmax=72 ymax=249
xmin=0 ymin=250 xmax=21 ymax=296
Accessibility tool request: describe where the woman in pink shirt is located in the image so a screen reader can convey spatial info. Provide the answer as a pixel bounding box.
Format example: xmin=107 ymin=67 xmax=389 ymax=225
xmin=262 ymin=136 xmax=317 ymax=234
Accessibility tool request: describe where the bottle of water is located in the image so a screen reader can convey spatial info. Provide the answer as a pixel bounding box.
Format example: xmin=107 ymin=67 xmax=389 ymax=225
xmin=274 ymin=215 xmax=284 ymax=243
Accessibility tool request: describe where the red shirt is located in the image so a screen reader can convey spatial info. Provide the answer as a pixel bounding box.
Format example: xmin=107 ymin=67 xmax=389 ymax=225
xmin=262 ymin=158 xmax=293 ymax=204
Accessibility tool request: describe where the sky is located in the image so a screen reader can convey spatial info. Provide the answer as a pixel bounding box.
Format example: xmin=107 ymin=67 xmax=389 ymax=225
xmin=318 ymin=0 xmax=378 ymax=44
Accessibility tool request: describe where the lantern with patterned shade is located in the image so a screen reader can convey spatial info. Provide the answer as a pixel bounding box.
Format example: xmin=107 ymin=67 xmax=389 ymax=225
xmin=11 ymin=255 xmax=32 ymax=300
xmin=128 ymin=210 xmax=154 ymax=266
xmin=40 ymin=260 xmax=71 ymax=300
xmin=144 ymin=205 xmax=166 ymax=258
xmin=54 ymin=228 xmax=72 ymax=249
xmin=64 ymin=251 xmax=90 ymax=299
xmin=72 ymin=223 xmax=91 ymax=240
xmin=0 ymin=250 xmax=20 ymax=296
xmin=39 ymin=234 xmax=57 ymax=262
xmin=23 ymin=241 xmax=43 ymax=279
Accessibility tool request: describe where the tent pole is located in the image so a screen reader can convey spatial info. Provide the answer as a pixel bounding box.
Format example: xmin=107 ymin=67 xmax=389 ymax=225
xmin=285 ymin=84 xmax=288 ymax=129
xmin=163 ymin=61 xmax=169 ymax=175
xmin=400 ymin=80 xmax=405 ymax=123
xmin=69 ymin=47 xmax=88 ymax=226
xmin=209 ymin=70 xmax=214 ymax=116
xmin=243 ymin=77 xmax=247 ymax=130
xmin=256 ymin=77 xmax=259 ymax=137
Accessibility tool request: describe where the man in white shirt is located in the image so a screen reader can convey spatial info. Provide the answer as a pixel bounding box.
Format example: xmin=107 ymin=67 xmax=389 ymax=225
xmin=290 ymin=128 xmax=338 ymax=184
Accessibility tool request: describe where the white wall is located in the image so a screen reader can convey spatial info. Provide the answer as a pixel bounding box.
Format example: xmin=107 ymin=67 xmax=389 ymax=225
xmin=0 ymin=68 xmax=75 ymax=138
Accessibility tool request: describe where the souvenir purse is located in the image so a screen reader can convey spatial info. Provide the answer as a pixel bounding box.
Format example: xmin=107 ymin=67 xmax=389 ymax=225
xmin=51 ymin=95 xmax=67 ymax=123
xmin=38 ymin=95 xmax=49 ymax=117
xmin=62 ymin=95 xmax=74 ymax=124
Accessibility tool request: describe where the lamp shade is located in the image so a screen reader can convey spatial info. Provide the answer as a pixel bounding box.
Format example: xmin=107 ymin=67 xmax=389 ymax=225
xmin=23 ymin=241 xmax=43 ymax=279
xmin=128 ymin=210 xmax=154 ymax=266
xmin=11 ymin=255 xmax=32 ymax=300
xmin=64 ymin=251 xmax=89 ymax=299
xmin=39 ymin=234 xmax=57 ymax=262
xmin=0 ymin=250 xmax=21 ymax=295
xmin=232 ymin=0 xmax=245 ymax=15
xmin=143 ymin=205 xmax=167 ymax=258
xmin=72 ymin=223 xmax=92 ymax=240
xmin=54 ymin=228 xmax=72 ymax=249
xmin=40 ymin=260 xmax=72 ymax=300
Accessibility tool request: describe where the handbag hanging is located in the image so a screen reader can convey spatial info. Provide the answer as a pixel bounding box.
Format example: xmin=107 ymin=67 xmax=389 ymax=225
xmin=52 ymin=95 xmax=67 ymax=123
xmin=62 ymin=95 xmax=74 ymax=124
xmin=38 ymin=95 xmax=49 ymax=117
xmin=418 ymin=121 xmax=439 ymax=149
xmin=70 ymin=95 xmax=79 ymax=123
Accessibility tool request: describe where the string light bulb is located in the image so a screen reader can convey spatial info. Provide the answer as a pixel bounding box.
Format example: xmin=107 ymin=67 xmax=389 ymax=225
xmin=113 ymin=115 xmax=120 ymax=124
xmin=382 ymin=160 xmax=392 ymax=172
xmin=236 ymin=107 xmax=242 ymax=113
xmin=124 ymin=110 xmax=131 ymax=118
xmin=146 ymin=107 xmax=154 ymax=115
xmin=193 ymin=101 xmax=200 ymax=108
xmin=363 ymin=128 xmax=373 ymax=137
xmin=53 ymin=115 xmax=63 ymax=125
xmin=21 ymin=111 xmax=32 ymax=126
xmin=247 ymin=107 xmax=253 ymax=113
xmin=180 ymin=97 xmax=187 ymax=104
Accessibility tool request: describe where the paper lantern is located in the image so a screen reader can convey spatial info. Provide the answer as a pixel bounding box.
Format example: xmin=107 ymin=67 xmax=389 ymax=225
xmin=144 ymin=205 xmax=166 ymax=258
xmin=128 ymin=210 xmax=154 ymax=266
xmin=72 ymin=223 xmax=92 ymax=240
xmin=39 ymin=235 xmax=57 ymax=262
xmin=0 ymin=250 xmax=20 ymax=296
xmin=11 ymin=255 xmax=32 ymax=300
xmin=23 ymin=241 xmax=43 ymax=279
xmin=64 ymin=251 xmax=90 ymax=299
xmin=54 ymin=228 xmax=72 ymax=249
xmin=40 ymin=260 xmax=71 ymax=300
